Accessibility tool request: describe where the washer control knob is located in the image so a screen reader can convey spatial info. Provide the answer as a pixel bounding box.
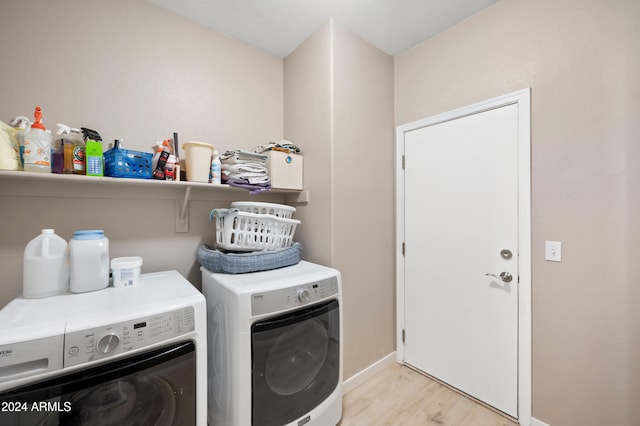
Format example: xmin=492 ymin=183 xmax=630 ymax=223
xmin=97 ymin=333 xmax=120 ymax=354
xmin=297 ymin=289 xmax=310 ymax=303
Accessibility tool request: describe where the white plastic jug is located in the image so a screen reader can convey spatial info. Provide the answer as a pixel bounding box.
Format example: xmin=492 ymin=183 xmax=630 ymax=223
xmin=69 ymin=230 xmax=110 ymax=293
xmin=23 ymin=229 xmax=69 ymax=298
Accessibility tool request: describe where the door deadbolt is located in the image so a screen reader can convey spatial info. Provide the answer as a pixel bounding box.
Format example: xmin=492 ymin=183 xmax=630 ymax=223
xmin=500 ymin=249 xmax=513 ymax=259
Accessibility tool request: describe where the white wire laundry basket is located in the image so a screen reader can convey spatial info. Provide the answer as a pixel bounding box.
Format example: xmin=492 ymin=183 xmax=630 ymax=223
xmin=215 ymin=210 xmax=300 ymax=252
xmin=230 ymin=201 xmax=296 ymax=219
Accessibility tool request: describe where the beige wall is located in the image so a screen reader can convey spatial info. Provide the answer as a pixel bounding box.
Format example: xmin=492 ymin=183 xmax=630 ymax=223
xmin=0 ymin=0 xmax=284 ymax=305
xmin=0 ymin=0 xmax=282 ymax=152
xmin=395 ymin=0 xmax=640 ymax=425
xmin=283 ymin=23 xmax=333 ymax=265
xmin=332 ymin=23 xmax=395 ymax=380
xmin=284 ymin=20 xmax=395 ymax=379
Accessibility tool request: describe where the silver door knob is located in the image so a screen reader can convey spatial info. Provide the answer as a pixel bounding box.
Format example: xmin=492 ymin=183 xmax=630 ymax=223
xmin=485 ymin=272 xmax=513 ymax=283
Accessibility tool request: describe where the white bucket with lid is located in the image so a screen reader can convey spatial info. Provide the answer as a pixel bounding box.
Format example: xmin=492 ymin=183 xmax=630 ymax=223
xmin=23 ymin=229 xmax=69 ymax=298
xmin=183 ymin=141 xmax=214 ymax=182
xmin=111 ymin=256 xmax=143 ymax=287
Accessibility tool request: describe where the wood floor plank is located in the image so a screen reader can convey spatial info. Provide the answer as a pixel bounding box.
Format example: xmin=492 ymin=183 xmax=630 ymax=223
xmin=340 ymin=363 xmax=518 ymax=426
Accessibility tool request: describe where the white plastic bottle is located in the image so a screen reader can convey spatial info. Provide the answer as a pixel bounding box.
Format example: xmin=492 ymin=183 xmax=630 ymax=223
xmin=23 ymin=229 xmax=69 ymax=298
xmin=23 ymin=106 xmax=53 ymax=173
xmin=69 ymin=230 xmax=110 ymax=293
xmin=210 ymin=149 xmax=222 ymax=184
xmin=165 ymin=154 xmax=177 ymax=180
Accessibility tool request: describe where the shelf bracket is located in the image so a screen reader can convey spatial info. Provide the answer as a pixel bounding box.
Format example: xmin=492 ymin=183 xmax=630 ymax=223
xmin=175 ymin=186 xmax=192 ymax=233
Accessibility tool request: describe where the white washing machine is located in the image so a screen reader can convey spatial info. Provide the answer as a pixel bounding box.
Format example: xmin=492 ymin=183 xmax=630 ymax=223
xmin=202 ymin=261 xmax=342 ymax=426
xmin=0 ymin=270 xmax=207 ymax=426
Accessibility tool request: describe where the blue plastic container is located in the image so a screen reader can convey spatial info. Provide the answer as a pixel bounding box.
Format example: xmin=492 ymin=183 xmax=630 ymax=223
xmin=104 ymin=147 xmax=153 ymax=179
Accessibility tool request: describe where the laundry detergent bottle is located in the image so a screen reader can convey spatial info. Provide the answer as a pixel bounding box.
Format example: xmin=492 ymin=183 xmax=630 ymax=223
xmin=23 ymin=229 xmax=70 ymax=298
xmin=64 ymin=127 xmax=85 ymax=174
xmin=23 ymin=106 xmax=52 ymax=173
xmin=70 ymin=230 xmax=110 ymax=293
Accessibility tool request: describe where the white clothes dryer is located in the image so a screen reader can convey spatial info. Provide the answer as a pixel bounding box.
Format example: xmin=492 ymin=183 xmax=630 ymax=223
xmin=0 ymin=270 xmax=207 ymax=426
xmin=202 ymin=261 xmax=342 ymax=426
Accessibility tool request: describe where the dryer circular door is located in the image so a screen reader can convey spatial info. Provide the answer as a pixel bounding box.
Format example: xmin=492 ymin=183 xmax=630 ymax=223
xmin=251 ymin=299 xmax=340 ymax=426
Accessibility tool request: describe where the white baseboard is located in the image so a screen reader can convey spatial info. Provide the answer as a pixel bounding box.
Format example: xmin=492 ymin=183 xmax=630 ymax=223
xmin=530 ymin=417 xmax=551 ymax=426
xmin=342 ymin=352 xmax=397 ymax=395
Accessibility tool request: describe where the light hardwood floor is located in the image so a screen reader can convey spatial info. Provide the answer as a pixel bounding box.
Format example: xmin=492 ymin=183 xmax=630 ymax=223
xmin=339 ymin=363 xmax=518 ymax=426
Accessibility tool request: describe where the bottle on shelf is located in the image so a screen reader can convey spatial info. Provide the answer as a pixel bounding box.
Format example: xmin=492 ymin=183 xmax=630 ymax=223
xmin=81 ymin=128 xmax=104 ymax=177
xmin=23 ymin=106 xmax=52 ymax=173
xmin=50 ymin=124 xmax=86 ymax=175
xmin=65 ymin=128 xmax=86 ymax=174
xmin=9 ymin=116 xmax=30 ymax=168
xmin=210 ymin=149 xmax=221 ymax=184
xmin=51 ymin=124 xmax=69 ymax=174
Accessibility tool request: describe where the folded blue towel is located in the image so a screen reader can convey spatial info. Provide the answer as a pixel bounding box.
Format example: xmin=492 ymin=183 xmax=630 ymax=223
xmin=197 ymin=242 xmax=302 ymax=274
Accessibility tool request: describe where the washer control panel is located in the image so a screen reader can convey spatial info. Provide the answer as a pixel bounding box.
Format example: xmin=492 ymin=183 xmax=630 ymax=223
xmin=252 ymin=276 xmax=339 ymax=316
xmin=63 ymin=306 xmax=195 ymax=367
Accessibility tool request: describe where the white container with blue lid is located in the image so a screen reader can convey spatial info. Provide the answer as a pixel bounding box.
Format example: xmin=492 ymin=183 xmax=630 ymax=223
xmin=69 ymin=230 xmax=110 ymax=293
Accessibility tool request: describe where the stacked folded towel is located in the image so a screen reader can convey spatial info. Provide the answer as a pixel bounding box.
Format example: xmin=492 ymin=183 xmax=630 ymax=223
xmin=220 ymin=150 xmax=270 ymax=194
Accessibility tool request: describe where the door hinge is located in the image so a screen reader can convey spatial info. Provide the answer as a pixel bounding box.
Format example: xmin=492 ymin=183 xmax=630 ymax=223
xmin=402 ymin=155 xmax=405 ymax=169
xmin=402 ymin=329 xmax=406 ymax=343
xmin=402 ymin=242 xmax=405 ymax=256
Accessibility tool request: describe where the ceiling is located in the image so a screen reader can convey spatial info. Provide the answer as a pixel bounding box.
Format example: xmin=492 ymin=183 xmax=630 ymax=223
xmin=147 ymin=0 xmax=500 ymax=58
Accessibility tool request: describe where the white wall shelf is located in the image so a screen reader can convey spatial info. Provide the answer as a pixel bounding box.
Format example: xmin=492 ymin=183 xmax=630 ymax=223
xmin=0 ymin=171 xmax=308 ymax=233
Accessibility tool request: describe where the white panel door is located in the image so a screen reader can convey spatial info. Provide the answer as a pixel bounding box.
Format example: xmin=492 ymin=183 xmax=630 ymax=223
xmin=403 ymin=104 xmax=519 ymax=417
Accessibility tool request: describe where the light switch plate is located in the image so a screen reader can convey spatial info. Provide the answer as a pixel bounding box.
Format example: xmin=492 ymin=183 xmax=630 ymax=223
xmin=545 ymin=241 xmax=562 ymax=262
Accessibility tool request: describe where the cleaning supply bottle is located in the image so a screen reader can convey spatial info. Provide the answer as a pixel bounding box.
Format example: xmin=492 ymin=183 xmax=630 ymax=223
xmin=165 ymin=153 xmax=177 ymax=180
xmin=161 ymin=139 xmax=176 ymax=180
xmin=210 ymin=149 xmax=222 ymax=184
xmin=23 ymin=106 xmax=52 ymax=173
xmin=23 ymin=229 xmax=69 ymax=298
xmin=51 ymin=124 xmax=70 ymax=174
xmin=81 ymin=127 xmax=104 ymax=176
xmin=152 ymin=140 xmax=171 ymax=180
xmin=65 ymin=128 xmax=85 ymax=174
xmin=151 ymin=141 xmax=164 ymax=172
xmin=9 ymin=116 xmax=30 ymax=168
